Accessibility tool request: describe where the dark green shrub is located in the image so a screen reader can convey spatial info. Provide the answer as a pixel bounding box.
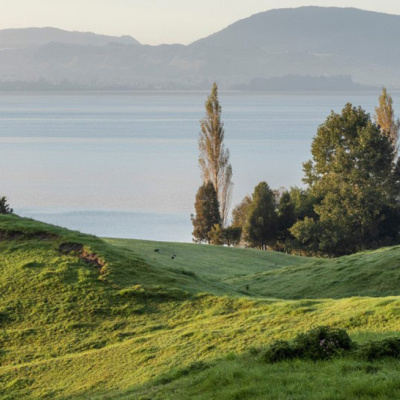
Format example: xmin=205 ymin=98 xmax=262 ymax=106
xmin=357 ymin=337 xmax=400 ymax=361
xmin=263 ymin=339 xmax=296 ymax=363
xmin=260 ymin=326 xmax=353 ymax=363
xmin=0 ymin=196 xmax=13 ymax=214
xmin=258 ymin=328 xmax=400 ymax=364
xmin=293 ymin=326 xmax=352 ymax=360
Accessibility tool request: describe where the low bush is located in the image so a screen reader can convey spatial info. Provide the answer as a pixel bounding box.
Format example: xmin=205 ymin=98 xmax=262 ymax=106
xmin=263 ymin=339 xmax=296 ymax=363
xmin=293 ymin=326 xmax=353 ymax=360
xmin=262 ymin=326 xmax=353 ymax=363
xmin=356 ymin=337 xmax=400 ymax=361
xmin=261 ymin=327 xmax=400 ymax=364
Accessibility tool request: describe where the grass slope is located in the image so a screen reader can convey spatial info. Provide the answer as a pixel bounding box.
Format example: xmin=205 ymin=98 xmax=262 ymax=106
xmin=106 ymin=237 xmax=310 ymax=284
xmin=226 ymin=246 xmax=400 ymax=299
xmin=126 ymin=357 xmax=400 ymax=400
xmin=1 ymin=215 xmax=400 ymax=399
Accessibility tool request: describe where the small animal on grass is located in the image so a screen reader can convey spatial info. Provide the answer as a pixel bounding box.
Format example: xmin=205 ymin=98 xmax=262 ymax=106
xmin=154 ymin=249 xmax=160 ymax=252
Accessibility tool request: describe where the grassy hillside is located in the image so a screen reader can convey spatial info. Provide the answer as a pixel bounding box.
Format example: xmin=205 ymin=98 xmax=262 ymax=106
xmin=118 ymin=357 xmax=400 ymax=400
xmin=106 ymin=237 xmax=310 ymax=285
xmin=225 ymin=246 xmax=400 ymax=299
xmin=1 ymin=215 xmax=400 ymax=399
xmin=109 ymin=238 xmax=400 ymax=299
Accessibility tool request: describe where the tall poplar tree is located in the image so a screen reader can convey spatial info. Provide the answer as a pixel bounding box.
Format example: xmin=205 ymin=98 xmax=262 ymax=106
xmin=199 ymin=83 xmax=233 ymax=227
xmin=375 ymin=87 xmax=400 ymax=153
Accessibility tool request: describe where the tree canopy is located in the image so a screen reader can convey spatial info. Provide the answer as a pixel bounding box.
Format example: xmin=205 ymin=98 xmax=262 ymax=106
xmin=375 ymin=87 xmax=400 ymax=152
xmin=0 ymin=197 xmax=13 ymax=214
xmin=191 ymin=182 xmax=220 ymax=244
xmin=293 ymin=103 xmax=400 ymax=255
xmin=244 ymin=182 xmax=278 ymax=249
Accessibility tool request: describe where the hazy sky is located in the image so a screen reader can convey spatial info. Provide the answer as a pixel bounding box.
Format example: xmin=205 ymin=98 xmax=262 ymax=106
xmin=2 ymin=0 xmax=400 ymax=45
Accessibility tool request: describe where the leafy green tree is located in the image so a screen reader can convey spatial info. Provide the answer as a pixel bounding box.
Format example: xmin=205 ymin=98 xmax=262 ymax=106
xmin=288 ymin=187 xmax=319 ymax=221
xmin=207 ymin=224 xmax=241 ymax=247
xmin=375 ymin=87 xmax=400 ymax=152
xmin=223 ymin=226 xmax=242 ymax=247
xmin=191 ymin=182 xmax=221 ymax=244
xmin=0 ymin=197 xmax=13 ymax=214
xmin=199 ymin=83 xmax=233 ymax=226
xmin=244 ymin=182 xmax=278 ymax=249
xmin=232 ymin=195 xmax=252 ymax=229
xmin=229 ymin=194 xmax=253 ymax=246
xmin=208 ymin=224 xmax=224 ymax=245
xmin=289 ymin=217 xmax=322 ymax=255
xmin=377 ymin=205 xmax=400 ymax=245
xmin=295 ymin=103 xmax=400 ymax=256
xmin=276 ymin=190 xmax=295 ymax=248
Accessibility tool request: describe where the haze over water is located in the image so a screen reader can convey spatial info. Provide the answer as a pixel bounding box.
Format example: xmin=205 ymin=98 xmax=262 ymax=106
xmin=0 ymin=91 xmax=397 ymax=242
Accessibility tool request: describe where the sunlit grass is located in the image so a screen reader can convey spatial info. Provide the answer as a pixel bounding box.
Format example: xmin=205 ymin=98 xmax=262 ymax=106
xmin=1 ymin=214 xmax=400 ymax=399
xmin=225 ymin=246 xmax=400 ymax=299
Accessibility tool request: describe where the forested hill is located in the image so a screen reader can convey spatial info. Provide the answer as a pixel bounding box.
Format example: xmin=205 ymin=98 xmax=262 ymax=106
xmin=1 ymin=7 xmax=400 ymax=89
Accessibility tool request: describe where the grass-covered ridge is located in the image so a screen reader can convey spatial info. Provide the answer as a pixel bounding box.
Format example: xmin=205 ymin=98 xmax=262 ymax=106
xmin=225 ymin=246 xmax=400 ymax=299
xmin=106 ymin=237 xmax=310 ymax=286
xmin=1 ymin=215 xmax=400 ymax=399
xmin=109 ymin=237 xmax=400 ymax=299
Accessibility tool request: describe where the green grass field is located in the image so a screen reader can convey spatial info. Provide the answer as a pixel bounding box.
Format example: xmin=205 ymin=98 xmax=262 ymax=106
xmin=1 ymin=214 xmax=400 ymax=399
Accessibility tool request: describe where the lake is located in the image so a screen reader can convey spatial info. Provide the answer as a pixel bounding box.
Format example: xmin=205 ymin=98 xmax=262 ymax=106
xmin=0 ymin=91 xmax=397 ymax=242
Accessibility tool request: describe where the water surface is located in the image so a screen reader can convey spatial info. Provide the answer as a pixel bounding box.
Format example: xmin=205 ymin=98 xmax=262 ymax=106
xmin=0 ymin=91 xmax=396 ymax=241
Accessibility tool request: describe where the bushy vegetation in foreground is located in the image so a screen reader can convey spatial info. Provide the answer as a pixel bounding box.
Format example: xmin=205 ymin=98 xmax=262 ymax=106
xmin=1 ymin=215 xmax=400 ymax=399
xmin=261 ymin=326 xmax=400 ymax=363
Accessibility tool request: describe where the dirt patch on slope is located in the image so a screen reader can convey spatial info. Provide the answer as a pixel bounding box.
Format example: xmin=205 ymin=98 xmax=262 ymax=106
xmin=58 ymin=242 xmax=106 ymax=273
xmin=58 ymin=242 xmax=83 ymax=253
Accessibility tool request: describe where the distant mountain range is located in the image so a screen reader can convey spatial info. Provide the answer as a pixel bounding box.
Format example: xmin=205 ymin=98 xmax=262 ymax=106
xmin=0 ymin=27 xmax=140 ymax=48
xmin=0 ymin=7 xmax=399 ymax=91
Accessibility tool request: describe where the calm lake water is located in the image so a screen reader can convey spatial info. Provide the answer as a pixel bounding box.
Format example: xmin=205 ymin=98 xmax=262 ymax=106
xmin=0 ymin=91 xmax=398 ymax=242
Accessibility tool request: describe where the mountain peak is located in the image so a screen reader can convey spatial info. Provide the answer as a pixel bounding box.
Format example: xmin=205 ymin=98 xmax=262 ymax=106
xmin=191 ymin=6 xmax=400 ymax=51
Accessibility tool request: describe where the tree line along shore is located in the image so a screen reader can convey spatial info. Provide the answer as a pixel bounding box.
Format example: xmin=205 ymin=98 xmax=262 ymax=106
xmin=192 ymin=85 xmax=400 ymax=257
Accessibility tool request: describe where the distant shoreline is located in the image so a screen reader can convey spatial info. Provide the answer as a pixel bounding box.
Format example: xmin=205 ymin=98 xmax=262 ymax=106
xmin=0 ymin=89 xmax=387 ymax=94
xmin=0 ymin=75 xmax=384 ymax=93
